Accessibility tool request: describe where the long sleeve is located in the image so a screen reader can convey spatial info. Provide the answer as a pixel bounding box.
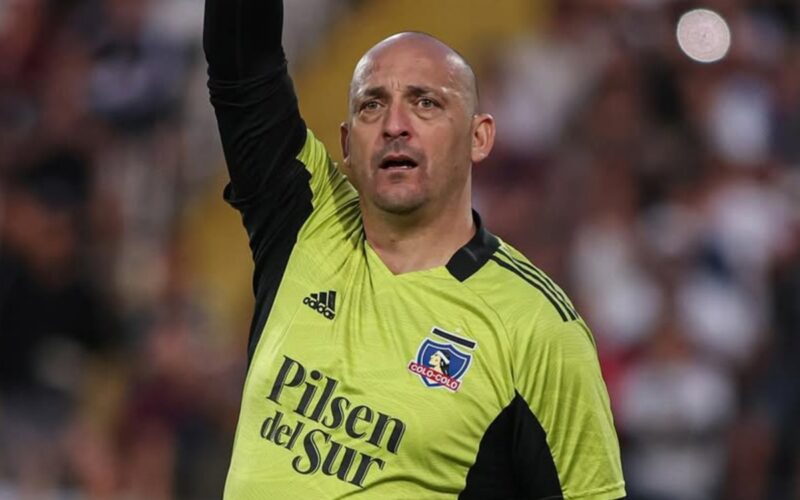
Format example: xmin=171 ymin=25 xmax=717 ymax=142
xmin=512 ymin=312 xmax=626 ymax=499
xmin=203 ymin=0 xmax=307 ymax=203
xmin=203 ymin=0 xmax=285 ymax=80
xmin=203 ymin=0 xmax=312 ymax=360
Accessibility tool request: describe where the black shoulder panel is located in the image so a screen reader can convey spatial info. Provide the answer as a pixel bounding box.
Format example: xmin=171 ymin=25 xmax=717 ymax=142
xmin=234 ymin=158 xmax=313 ymax=363
xmin=446 ymin=210 xmax=501 ymax=282
xmin=460 ymin=392 xmax=562 ymax=500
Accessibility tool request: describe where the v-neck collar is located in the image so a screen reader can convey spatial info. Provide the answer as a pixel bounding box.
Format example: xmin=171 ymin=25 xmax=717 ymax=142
xmin=363 ymin=210 xmax=500 ymax=282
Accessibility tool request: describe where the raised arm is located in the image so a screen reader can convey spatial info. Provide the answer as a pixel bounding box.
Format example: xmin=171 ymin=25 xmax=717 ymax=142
xmin=513 ymin=315 xmax=625 ymax=498
xmin=203 ymin=0 xmax=313 ymax=360
xmin=203 ymin=0 xmax=284 ymax=80
xmin=203 ymin=0 xmax=307 ymax=205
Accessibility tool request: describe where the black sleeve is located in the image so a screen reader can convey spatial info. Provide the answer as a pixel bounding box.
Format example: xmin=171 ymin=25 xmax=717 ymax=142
xmin=203 ymin=0 xmax=308 ymax=201
xmin=203 ymin=0 xmax=313 ymax=360
xmin=203 ymin=0 xmax=284 ymax=81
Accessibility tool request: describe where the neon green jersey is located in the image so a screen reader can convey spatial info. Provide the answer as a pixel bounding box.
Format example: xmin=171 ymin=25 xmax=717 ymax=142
xmin=209 ymin=61 xmax=624 ymax=500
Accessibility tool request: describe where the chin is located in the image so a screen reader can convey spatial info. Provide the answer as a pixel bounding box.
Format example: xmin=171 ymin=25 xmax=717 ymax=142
xmin=373 ymin=192 xmax=428 ymax=215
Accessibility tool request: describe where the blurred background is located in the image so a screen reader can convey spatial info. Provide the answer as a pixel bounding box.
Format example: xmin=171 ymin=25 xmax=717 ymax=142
xmin=0 ymin=0 xmax=798 ymax=498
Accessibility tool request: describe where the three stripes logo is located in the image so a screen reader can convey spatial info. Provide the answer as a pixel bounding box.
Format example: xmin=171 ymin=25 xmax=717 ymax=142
xmin=489 ymin=249 xmax=579 ymax=322
xmin=303 ymin=290 xmax=337 ymax=320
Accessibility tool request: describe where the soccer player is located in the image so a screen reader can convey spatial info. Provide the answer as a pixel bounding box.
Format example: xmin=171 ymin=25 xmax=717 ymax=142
xmin=203 ymin=0 xmax=625 ymax=498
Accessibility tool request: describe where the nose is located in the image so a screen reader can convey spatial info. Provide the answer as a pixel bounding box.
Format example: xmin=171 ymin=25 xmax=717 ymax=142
xmin=382 ymin=101 xmax=412 ymax=141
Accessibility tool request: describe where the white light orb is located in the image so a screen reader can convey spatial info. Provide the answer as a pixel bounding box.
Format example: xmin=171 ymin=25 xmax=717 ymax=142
xmin=677 ymin=9 xmax=731 ymax=63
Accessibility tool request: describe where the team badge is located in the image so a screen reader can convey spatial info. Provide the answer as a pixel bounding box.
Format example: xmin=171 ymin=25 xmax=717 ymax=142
xmin=407 ymin=327 xmax=477 ymax=392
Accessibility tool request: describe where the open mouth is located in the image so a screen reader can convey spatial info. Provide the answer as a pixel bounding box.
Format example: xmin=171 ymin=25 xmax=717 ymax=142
xmin=379 ymin=155 xmax=419 ymax=170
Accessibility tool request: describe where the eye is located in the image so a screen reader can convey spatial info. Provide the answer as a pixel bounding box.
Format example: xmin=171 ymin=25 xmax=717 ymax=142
xmin=418 ymin=97 xmax=438 ymax=109
xmin=361 ymin=100 xmax=381 ymax=112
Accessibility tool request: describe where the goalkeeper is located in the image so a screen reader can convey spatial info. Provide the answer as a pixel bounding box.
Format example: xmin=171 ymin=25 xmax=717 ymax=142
xmin=204 ymin=0 xmax=625 ymax=498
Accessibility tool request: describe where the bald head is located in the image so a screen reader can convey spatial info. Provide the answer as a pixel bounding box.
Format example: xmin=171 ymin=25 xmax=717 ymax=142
xmin=339 ymin=32 xmax=496 ymax=221
xmin=348 ymin=32 xmax=479 ymax=117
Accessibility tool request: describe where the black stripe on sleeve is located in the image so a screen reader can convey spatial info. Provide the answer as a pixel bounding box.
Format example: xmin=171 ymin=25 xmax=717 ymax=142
xmin=495 ymin=250 xmax=578 ymax=321
xmin=502 ymin=252 xmax=579 ymax=320
xmin=488 ymin=256 xmax=570 ymax=322
xmin=460 ymin=392 xmax=562 ymax=500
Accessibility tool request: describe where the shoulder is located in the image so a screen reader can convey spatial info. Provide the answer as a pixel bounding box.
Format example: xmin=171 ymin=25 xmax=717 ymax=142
xmin=295 ymin=128 xmax=362 ymax=246
xmin=465 ymin=238 xmax=602 ymax=391
xmin=296 ymin=129 xmax=326 ymax=166
xmin=465 ymin=238 xmax=581 ymax=328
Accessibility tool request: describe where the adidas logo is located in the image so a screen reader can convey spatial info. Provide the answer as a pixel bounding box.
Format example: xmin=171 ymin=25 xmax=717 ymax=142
xmin=303 ymin=290 xmax=336 ymax=320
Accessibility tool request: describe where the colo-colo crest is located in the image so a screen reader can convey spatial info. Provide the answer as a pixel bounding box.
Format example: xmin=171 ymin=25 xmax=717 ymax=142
xmin=407 ymin=327 xmax=477 ymax=392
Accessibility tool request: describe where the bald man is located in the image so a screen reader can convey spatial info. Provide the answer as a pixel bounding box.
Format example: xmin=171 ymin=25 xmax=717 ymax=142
xmin=204 ymin=1 xmax=625 ymax=499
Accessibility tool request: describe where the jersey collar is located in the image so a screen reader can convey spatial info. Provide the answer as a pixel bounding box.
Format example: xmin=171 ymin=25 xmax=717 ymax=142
xmin=446 ymin=210 xmax=500 ymax=282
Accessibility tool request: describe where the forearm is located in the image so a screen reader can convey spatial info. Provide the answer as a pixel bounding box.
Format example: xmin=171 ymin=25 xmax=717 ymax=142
xmin=203 ymin=0 xmax=308 ymax=260
xmin=203 ymin=0 xmax=285 ymax=80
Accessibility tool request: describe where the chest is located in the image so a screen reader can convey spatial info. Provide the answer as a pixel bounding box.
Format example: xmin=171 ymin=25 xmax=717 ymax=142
xmin=237 ymin=243 xmax=515 ymax=490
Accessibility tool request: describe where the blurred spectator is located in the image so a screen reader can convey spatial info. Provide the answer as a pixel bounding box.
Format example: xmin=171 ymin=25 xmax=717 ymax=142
xmin=482 ymin=0 xmax=613 ymax=157
xmin=741 ymin=228 xmax=800 ymax=500
xmin=618 ymin=318 xmax=736 ymax=500
xmin=113 ymin=305 xmax=239 ymax=499
xmin=81 ymin=0 xmax=189 ymax=133
xmin=0 ymin=150 xmax=118 ymax=494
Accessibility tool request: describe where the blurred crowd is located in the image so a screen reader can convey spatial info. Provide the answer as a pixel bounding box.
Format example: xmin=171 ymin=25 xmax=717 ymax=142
xmin=0 ymin=0 xmax=345 ymax=497
xmin=0 ymin=0 xmax=798 ymax=499
xmin=475 ymin=1 xmax=800 ymax=499
xmin=0 ymin=0 xmax=238 ymax=497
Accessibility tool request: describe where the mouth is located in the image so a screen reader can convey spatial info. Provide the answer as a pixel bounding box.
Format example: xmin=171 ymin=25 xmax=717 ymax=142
xmin=379 ymin=155 xmax=419 ymax=170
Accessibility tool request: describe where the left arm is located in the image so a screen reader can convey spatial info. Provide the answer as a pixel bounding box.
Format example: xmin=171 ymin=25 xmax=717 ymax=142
xmin=512 ymin=313 xmax=626 ymax=500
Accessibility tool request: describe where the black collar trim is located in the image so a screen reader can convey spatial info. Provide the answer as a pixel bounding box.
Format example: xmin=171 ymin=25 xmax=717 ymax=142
xmin=446 ymin=210 xmax=500 ymax=282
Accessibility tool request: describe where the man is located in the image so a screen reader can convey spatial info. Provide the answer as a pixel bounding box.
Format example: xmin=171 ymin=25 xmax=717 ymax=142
xmin=204 ymin=0 xmax=625 ymax=498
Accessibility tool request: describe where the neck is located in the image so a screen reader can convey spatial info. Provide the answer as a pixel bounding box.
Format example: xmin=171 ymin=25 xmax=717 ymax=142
xmin=363 ymin=197 xmax=475 ymax=275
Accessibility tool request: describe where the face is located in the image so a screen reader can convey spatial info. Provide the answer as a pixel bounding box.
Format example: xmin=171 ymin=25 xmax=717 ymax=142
xmin=341 ymin=36 xmax=494 ymax=217
xmin=429 ymin=352 xmax=443 ymax=370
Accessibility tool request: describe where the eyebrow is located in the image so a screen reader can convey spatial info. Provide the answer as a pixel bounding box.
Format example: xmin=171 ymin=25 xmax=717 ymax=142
xmin=356 ymin=85 xmax=444 ymax=103
xmin=359 ymin=86 xmax=391 ymax=102
xmin=406 ymin=85 xmax=439 ymax=98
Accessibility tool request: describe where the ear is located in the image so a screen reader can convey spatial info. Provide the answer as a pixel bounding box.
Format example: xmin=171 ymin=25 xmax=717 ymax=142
xmin=340 ymin=121 xmax=351 ymax=174
xmin=470 ymin=113 xmax=495 ymax=164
